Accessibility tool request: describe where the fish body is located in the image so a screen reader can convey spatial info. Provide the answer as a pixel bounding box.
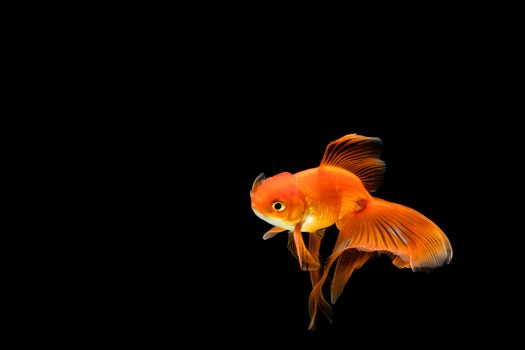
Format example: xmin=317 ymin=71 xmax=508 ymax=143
xmin=295 ymin=166 xmax=370 ymax=232
xmin=250 ymin=134 xmax=453 ymax=330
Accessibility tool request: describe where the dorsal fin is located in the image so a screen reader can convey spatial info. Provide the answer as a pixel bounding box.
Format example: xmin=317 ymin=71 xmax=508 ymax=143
xmin=320 ymin=134 xmax=385 ymax=192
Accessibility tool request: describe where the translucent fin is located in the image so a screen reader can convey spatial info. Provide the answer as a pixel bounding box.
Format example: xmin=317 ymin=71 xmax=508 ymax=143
xmin=293 ymin=224 xmax=321 ymax=271
xmin=287 ymin=231 xmax=298 ymax=259
xmin=335 ymin=197 xmax=453 ymax=270
xmin=308 ymin=197 xmax=452 ymax=330
xmin=331 ymin=250 xmax=373 ymax=304
xmin=320 ymin=134 xmax=385 ymax=192
xmin=263 ymin=226 xmax=286 ymax=240
xmin=308 ymin=248 xmax=372 ymax=330
xmin=308 ymin=230 xmax=325 ymax=287
xmin=308 ymin=273 xmax=333 ymax=331
xmin=385 ymin=252 xmax=411 ymax=268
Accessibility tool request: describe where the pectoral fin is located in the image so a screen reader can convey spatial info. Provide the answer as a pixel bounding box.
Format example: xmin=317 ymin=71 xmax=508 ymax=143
xmin=262 ymin=226 xmax=287 ymax=240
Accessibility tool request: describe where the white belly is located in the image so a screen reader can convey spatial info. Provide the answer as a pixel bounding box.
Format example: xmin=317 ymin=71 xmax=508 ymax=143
xmin=252 ymin=208 xmax=295 ymax=231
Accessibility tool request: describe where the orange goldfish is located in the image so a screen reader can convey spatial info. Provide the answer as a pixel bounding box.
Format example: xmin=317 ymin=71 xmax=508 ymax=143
xmin=250 ymin=134 xmax=452 ymax=330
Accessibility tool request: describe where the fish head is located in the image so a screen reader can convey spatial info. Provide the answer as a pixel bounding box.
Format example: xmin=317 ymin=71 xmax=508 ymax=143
xmin=250 ymin=172 xmax=306 ymax=230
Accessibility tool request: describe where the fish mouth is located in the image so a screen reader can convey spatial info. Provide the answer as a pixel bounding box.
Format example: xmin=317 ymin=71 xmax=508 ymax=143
xmin=252 ymin=207 xmax=266 ymax=221
xmin=252 ymin=207 xmax=294 ymax=231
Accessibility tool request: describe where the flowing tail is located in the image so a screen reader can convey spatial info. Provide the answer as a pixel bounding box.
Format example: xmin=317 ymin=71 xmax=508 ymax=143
xmin=308 ymin=196 xmax=452 ymax=330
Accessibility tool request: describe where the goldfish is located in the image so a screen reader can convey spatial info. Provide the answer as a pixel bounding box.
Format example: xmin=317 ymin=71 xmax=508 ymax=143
xmin=250 ymin=134 xmax=452 ymax=330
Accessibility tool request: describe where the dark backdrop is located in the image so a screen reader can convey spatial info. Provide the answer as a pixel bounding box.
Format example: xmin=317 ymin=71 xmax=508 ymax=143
xmin=127 ymin=113 xmax=504 ymax=346
xmin=204 ymin=122 xmax=479 ymax=341
xmin=106 ymin=41 xmax=515 ymax=345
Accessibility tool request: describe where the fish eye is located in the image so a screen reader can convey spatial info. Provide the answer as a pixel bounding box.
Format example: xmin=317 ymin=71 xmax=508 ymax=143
xmin=272 ymin=201 xmax=285 ymax=211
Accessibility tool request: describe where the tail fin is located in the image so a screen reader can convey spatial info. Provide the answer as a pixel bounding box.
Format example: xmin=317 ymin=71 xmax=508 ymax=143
xmin=308 ymin=268 xmax=333 ymax=331
xmin=308 ymin=197 xmax=452 ymax=330
xmin=331 ymin=250 xmax=373 ymax=304
xmin=308 ymin=249 xmax=372 ymax=330
xmin=305 ymin=230 xmax=327 ymax=331
xmin=335 ymin=197 xmax=452 ymax=271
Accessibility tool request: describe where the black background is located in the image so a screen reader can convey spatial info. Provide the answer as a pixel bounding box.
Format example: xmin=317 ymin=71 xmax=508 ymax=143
xmin=126 ymin=112 xmax=509 ymax=346
xmin=17 ymin=8 xmax=521 ymax=347
xmin=99 ymin=25 xmax=518 ymax=346
xmin=201 ymin=123 xmax=484 ymax=342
